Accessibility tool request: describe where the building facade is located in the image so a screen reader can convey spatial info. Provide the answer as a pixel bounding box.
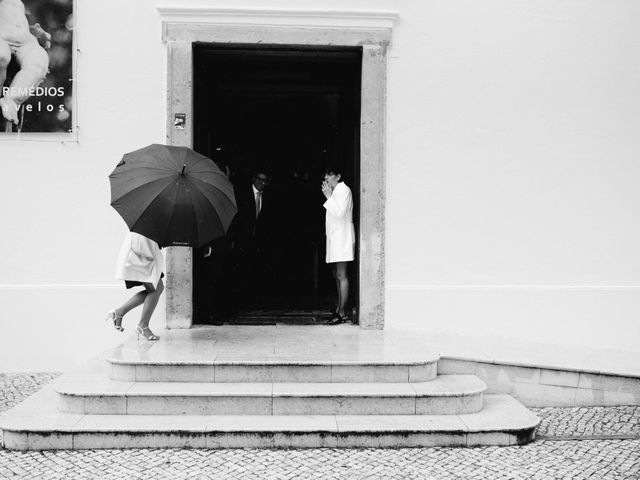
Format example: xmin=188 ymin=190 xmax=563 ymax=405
xmin=1 ymin=0 xmax=639 ymax=371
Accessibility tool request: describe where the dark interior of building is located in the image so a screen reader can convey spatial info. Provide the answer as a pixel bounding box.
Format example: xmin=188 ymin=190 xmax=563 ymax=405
xmin=192 ymin=44 xmax=361 ymax=324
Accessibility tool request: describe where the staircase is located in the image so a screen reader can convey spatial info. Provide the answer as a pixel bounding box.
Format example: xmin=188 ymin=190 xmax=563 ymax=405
xmin=0 ymin=325 xmax=540 ymax=450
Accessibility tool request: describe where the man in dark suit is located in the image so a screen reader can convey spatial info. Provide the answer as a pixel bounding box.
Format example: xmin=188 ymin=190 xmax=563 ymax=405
xmin=230 ymin=171 xmax=274 ymax=307
xmin=194 ymin=160 xmax=233 ymax=324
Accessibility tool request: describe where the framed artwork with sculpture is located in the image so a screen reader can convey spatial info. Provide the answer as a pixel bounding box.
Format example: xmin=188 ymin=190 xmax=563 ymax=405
xmin=0 ymin=0 xmax=73 ymax=133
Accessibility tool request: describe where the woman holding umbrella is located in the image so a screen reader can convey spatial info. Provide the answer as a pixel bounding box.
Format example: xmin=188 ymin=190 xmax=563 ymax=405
xmin=107 ymin=144 xmax=238 ymax=339
xmin=106 ymin=232 xmax=164 ymax=341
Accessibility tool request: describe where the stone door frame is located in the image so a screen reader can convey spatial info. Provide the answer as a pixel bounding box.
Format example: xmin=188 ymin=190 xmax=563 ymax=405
xmin=162 ymin=22 xmax=389 ymax=330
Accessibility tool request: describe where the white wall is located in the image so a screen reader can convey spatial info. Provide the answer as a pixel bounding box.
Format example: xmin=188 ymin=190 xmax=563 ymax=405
xmin=0 ymin=0 xmax=167 ymax=371
xmin=1 ymin=0 xmax=638 ymax=371
xmin=385 ymin=0 xmax=640 ymax=351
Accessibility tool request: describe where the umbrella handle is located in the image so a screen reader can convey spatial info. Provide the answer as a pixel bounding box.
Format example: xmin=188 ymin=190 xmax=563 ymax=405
xmin=180 ymin=165 xmax=186 ymax=175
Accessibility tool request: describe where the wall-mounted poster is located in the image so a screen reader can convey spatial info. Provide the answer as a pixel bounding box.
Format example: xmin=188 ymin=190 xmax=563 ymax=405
xmin=0 ymin=0 xmax=73 ymax=133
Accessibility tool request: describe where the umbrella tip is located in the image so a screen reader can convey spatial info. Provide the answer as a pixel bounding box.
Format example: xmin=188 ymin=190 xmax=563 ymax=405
xmin=180 ymin=164 xmax=186 ymax=176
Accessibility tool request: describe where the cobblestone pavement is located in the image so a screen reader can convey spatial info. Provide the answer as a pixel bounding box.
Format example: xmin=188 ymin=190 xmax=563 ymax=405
xmin=0 ymin=373 xmax=60 ymax=413
xmin=1 ymin=373 xmax=639 ymax=480
xmin=533 ymin=405 xmax=640 ymax=439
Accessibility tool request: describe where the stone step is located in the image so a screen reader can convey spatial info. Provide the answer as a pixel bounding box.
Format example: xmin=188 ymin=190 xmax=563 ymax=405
xmin=105 ymin=326 xmax=441 ymax=383
xmin=0 ymin=387 xmax=540 ymax=450
xmin=106 ymin=355 xmax=439 ymax=383
xmin=54 ymin=375 xmax=486 ymax=416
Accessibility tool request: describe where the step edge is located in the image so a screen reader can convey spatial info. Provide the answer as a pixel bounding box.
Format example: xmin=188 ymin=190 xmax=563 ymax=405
xmin=105 ymin=358 xmax=439 ymax=367
xmin=54 ymin=385 xmax=487 ymax=398
xmin=0 ymin=418 xmax=539 ymax=435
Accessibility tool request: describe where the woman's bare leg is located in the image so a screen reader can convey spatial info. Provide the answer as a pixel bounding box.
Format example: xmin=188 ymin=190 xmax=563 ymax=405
xmin=115 ymin=291 xmax=147 ymax=319
xmin=138 ymin=279 xmax=164 ymax=329
xmin=335 ymin=262 xmax=349 ymax=317
xmin=332 ymin=264 xmax=341 ymax=313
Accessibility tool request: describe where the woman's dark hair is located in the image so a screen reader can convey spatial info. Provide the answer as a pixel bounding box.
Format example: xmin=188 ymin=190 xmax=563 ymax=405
xmin=324 ymin=165 xmax=344 ymax=180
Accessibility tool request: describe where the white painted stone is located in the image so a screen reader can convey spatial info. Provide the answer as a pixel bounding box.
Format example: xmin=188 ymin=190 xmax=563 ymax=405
xmin=466 ymin=432 xmax=512 ymax=447
xmin=272 ymin=432 xmax=339 ymax=448
xmin=437 ymin=359 xmax=477 ymax=375
xmin=126 ymin=396 xmax=272 ymax=415
xmin=335 ymin=414 xmax=467 ymax=432
xmin=214 ymin=365 xmax=275 ymax=383
xmin=73 ymin=432 xmax=207 ymax=449
xmin=270 ymin=366 xmax=332 ymax=383
xmin=330 ymin=365 xmax=409 ymax=382
xmin=206 ymin=433 xmax=274 ymax=449
xmin=510 ymin=383 xmax=577 ymax=407
xmin=336 ymin=433 xmax=467 ymax=448
xmin=1 ymin=431 xmax=29 ymax=450
xmin=603 ymin=390 xmax=640 ymax=406
xmin=410 ymin=375 xmax=486 ymax=396
xmin=0 ymin=329 xmax=548 ymax=449
xmin=28 ymin=432 xmax=74 ymax=450
xmin=57 ymin=394 xmax=85 ymax=414
xmin=475 ymin=363 xmax=541 ymax=386
xmin=73 ymin=414 xmax=209 ymax=432
xmin=416 ymin=394 xmax=483 ymax=415
xmin=110 ymin=363 xmax=136 ymax=381
xmin=165 ymin=246 xmax=193 ymax=329
xmin=127 ymin=382 xmax=272 ymax=396
xmin=54 ymin=379 xmax=133 ymax=396
xmin=272 ymin=382 xmax=416 ymax=397
xmin=135 ymin=364 xmax=215 ymax=382
xmin=205 ymin=415 xmax=338 ymax=432
xmin=409 ymin=363 xmax=438 ymax=382
xmin=540 ymin=369 xmax=580 ymax=388
xmin=156 ymin=4 xmax=399 ymax=30
xmin=578 ymin=372 xmax=640 ymax=393
xmin=273 ymin=396 xmax=416 ymax=415
xmin=458 ymin=395 xmax=540 ymax=432
xmin=83 ymin=396 xmax=127 ymax=415
xmin=574 ymin=388 xmax=606 ymax=406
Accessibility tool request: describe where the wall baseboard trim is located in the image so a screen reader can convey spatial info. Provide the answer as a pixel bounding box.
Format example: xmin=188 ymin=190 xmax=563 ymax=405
xmin=439 ymin=358 xmax=640 ymax=407
xmin=387 ymin=284 xmax=640 ymax=291
xmin=0 ymin=284 xmax=121 ymax=291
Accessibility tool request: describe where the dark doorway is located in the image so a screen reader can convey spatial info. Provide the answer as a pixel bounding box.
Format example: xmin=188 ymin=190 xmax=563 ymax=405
xmin=193 ymin=44 xmax=361 ymax=325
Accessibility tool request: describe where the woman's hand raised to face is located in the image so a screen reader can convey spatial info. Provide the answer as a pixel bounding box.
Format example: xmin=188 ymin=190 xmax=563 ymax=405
xmin=321 ymin=181 xmax=333 ymax=199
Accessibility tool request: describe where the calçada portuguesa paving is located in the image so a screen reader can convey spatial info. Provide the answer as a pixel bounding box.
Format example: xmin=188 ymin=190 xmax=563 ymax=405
xmin=1 ymin=373 xmax=639 ymax=479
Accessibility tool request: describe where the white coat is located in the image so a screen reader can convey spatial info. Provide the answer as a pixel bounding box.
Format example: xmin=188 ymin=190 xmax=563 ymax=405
xmin=323 ymin=181 xmax=355 ymax=263
xmin=115 ymin=232 xmax=164 ymax=287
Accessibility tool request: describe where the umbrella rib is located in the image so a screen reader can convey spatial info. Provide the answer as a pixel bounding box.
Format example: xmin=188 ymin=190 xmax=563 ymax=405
xmin=110 ymin=164 xmax=173 ymax=178
xmin=188 ymin=152 xmax=214 ymax=171
xmin=188 ymin=175 xmax=237 ymax=205
xmin=111 ymin=176 xmax=175 ymax=205
xmin=130 ymin=180 xmax=180 ymax=246
xmin=185 ymin=182 xmax=226 ymax=246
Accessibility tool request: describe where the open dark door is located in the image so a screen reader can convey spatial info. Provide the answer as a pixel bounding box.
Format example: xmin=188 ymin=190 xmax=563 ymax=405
xmin=193 ymin=44 xmax=361 ymax=324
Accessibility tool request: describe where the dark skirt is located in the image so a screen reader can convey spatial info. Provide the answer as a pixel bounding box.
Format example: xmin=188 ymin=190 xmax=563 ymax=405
xmin=125 ymin=272 xmax=164 ymax=291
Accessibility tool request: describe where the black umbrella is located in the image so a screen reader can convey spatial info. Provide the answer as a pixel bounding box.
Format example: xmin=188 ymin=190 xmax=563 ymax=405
xmin=109 ymin=144 xmax=237 ymax=247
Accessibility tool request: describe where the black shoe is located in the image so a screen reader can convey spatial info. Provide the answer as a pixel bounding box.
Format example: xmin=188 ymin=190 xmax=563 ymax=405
xmin=326 ymin=313 xmax=348 ymax=325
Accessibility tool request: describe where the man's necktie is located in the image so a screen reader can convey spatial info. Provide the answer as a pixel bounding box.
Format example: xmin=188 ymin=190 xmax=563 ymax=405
xmin=255 ymin=191 xmax=262 ymax=218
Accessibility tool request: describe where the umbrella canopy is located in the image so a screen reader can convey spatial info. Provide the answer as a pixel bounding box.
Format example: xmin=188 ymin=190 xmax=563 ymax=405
xmin=109 ymin=144 xmax=237 ymax=248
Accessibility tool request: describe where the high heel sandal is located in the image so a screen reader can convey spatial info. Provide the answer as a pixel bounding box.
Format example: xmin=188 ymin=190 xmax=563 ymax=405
xmin=106 ymin=309 xmax=124 ymax=332
xmin=136 ymin=325 xmax=160 ymax=341
xmin=326 ymin=313 xmax=349 ymax=325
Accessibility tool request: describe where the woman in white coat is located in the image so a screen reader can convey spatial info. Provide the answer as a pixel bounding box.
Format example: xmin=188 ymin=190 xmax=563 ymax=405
xmin=106 ymin=232 xmax=164 ymax=341
xmin=321 ymin=167 xmax=355 ymax=324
